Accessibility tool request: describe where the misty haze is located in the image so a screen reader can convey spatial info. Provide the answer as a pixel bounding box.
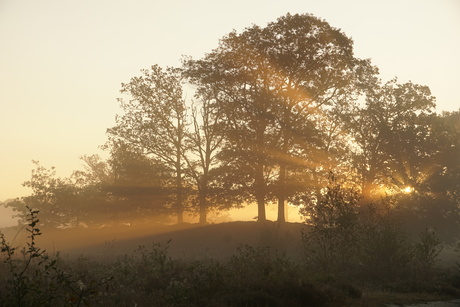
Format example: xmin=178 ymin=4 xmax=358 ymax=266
xmin=1 ymin=10 xmax=460 ymax=307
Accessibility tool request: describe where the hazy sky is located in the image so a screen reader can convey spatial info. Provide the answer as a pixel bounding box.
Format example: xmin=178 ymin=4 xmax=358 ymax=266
xmin=1 ymin=0 xmax=459 ymax=201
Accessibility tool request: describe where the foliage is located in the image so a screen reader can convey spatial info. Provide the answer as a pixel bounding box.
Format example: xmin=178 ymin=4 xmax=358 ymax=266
xmin=1 ymin=207 xmax=459 ymax=306
xmin=107 ymin=65 xmax=189 ymax=223
xmin=0 ymin=207 xmax=108 ymax=306
xmin=183 ymin=13 xmax=373 ymax=222
xmin=103 ymin=141 xmax=174 ymax=222
xmin=301 ymin=176 xmax=361 ymax=276
xmin=7 ymin=161 xmax=100 ymax=228
xmin=300 ymin=179 xmax=450 ymax=288
xmin=347 ymin=78 xmax=436 ymax=200
xmin=4 ymin=11 xmax=460 ymax=304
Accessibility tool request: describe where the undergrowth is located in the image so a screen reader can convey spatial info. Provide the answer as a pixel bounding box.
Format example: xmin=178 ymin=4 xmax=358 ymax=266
xmin=1 ymin=207 xmax=459 ymax=306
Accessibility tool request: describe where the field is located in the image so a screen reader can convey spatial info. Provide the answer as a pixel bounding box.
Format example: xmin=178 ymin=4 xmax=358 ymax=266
xmin=1 ymin=218 xmax=460 ymax=306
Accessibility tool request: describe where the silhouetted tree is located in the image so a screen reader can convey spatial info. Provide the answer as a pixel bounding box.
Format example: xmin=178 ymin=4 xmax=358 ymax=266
xmin=184 ymin=13 xmax=373 ymax=222
xmin=7 ymin=161 xmax=95 ymax=227
xmin=395 ymin=110 xmax=460 ymax=241
xmin=265 ymin=14 xmax=374 ymax=223
xmin=182 ymin=98 xmax=226 ymax=223
xmin=102 ymin=141 xmax=174 ymax=224
xmin=348 ymin=78 xmax=436 ymax=200
xmin=422 ymin=110 xmax=460 ymax=201
xmin=184 ymin=25 xmax=280 ymax=221
xmin=107 ymin=65 xmax=188 ymax=223
xmin=300 ymin=174 xmax=361 ymax=275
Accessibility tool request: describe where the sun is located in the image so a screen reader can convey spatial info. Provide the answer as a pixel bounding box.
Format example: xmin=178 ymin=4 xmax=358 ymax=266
xmin=403 ymin=186 xmax=414 ymax=193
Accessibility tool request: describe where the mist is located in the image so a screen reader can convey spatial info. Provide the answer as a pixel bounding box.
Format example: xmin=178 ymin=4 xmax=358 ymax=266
xmin=1 ymin=12 xmax=459 ymax=307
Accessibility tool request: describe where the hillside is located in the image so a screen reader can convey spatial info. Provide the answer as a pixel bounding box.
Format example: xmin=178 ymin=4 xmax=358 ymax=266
xmin=24 ymin=221 xmax=306 ymax=260
xmin=2 ymin=221 xmax=459 ymax=306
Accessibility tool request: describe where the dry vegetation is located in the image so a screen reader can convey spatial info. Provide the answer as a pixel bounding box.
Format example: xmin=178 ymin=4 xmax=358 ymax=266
xmin=1 ymin=208 xmax=459 ymax=306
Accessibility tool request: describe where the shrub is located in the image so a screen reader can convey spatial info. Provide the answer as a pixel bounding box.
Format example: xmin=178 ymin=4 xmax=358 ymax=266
xmin=412 ymin=228 xmax=443 ymax=278
xmin=0 ymin=206 xmax=108 ymax=306
xmin=357 ymin=201 xmax=414 ymax=283
xmin=301 ymin=180 xmax=361 ymax=278
xmin=301 ymin=183 xmax=447 ymax=289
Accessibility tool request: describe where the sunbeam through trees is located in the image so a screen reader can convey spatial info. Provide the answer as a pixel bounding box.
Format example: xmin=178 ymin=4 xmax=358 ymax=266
xmin=2 ymin=12 xmax=460 ymax=306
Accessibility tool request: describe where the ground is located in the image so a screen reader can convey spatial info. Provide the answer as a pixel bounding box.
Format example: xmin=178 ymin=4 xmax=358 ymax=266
xmin=1 ymin=221 xmax=459 ymax=306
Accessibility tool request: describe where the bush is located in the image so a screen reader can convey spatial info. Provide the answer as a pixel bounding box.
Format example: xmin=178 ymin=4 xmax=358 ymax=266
xmin=412 ymin=228 xmax=443 ymax=278
xmin=301 ymin=180 xmax=362 ymax=278
xmin=357 ymin=201 xmax=414 ymax=283
xmin=1 ymin=205 xmax=456 ymax=306
xmin=0 ymin=206 xmax=108 ymax=306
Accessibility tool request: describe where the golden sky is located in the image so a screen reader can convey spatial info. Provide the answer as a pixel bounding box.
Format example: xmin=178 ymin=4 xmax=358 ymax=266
xmin=1 ymin=0 xmax=459 ymax=202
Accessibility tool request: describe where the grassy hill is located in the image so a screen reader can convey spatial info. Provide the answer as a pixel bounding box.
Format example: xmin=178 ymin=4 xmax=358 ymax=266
xmin=33 ymin=221 xmax=306 ymax=261
xmin=1 ymin=220 xmax=459 ymax=306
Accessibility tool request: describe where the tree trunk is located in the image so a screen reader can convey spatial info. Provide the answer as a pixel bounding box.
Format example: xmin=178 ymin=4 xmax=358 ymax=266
xmin=256 ymin=194 xmax=266 ymax=222
xmin=277 ymin=108 xmax=290 ymax=223
xmin=255 ymin=161 xmax=266 ymax=222
xmin=176 ymin=184 xmax=183 ymax=223
xmin=253 ymin=121 xmax=267 ymax=222
xmin=176 ymin=152 xmax=183 ymax=224
xmin=277 ymin=162 xmax=286 ymax=223
xmin=199 ymin=200 xmax=207 ymax=224
xmin=361 ymin=167 xmax=376 ymax=204
xmin=198 ymin=184 xmax=208 ymax=224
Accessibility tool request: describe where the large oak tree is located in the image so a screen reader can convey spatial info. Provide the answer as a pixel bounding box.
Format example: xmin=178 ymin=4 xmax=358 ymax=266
xmin=184 ymin=13 xmax=371 ymax=222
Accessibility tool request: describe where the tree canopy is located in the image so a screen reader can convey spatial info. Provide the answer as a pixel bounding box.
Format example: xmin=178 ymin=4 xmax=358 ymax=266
xmin=183 ymin=13 xmax=374 ymax=222
xmin=4 ymin=13 xmax=459 ymax=238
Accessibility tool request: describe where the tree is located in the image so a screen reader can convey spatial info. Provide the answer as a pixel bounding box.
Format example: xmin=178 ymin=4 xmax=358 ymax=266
xmin=300 ymin=174 xmax=361 ymax=275
xmin=422 ymin=110 xmax=460 ymax=201
xmin=184 ymin=13 xmax=371 ymax=222
xmin=182 ymin=98 xmax=226 ymax=223
xmin=7 ymin=161 xmax=94 ymax=228
xmin=348 ymin=78 xmax=436 ymax=201
xmin=264 ymin=14 xmax=374 ymax=222
xmin=396 ymin=110 xmax=460 ymax=241
xmin=107 ymin=65 xmax=188 ymax=223
xmin=102 ymin=141 xmax=174 ymax=224
xmin=183 ymin=25 xmax=280 ymax=221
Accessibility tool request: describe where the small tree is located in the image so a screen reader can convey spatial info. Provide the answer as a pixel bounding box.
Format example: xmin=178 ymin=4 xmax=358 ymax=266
xmin=300 ymin=175 xmax=361 ymax=276
xmin=413 ymin=228 xmax=442 ymax=279
xmin=7 ymin=161 xmax=92 ymax=228
xmin=101 ymin=141 xmax=174 ymax=224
